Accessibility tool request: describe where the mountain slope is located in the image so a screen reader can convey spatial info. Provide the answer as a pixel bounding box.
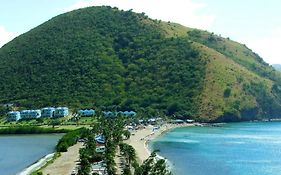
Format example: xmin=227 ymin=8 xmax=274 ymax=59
xmin=186 ymin=30 xmax=281 ymax=121
xmin=0 ymin=6 xmax=281 ymax=121
xmin=0 ymin=7 xmax=205 ymax=118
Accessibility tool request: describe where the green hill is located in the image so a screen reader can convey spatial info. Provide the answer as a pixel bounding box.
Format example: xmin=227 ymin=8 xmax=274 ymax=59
xmin=0 ymin=6 xmax=281 ymax=122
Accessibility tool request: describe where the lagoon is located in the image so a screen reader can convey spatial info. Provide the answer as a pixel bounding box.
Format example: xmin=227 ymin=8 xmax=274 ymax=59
xmin=0 ymin=134 xmax=62 ymax=175
xmin=151 ymin=122 xmax=281 ymax=175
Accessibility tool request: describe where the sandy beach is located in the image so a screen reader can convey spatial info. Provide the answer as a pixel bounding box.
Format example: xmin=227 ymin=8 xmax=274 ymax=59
xmin=125 ymin=123 xmax=193 ymax=163
xmin=18 ymin=153 xmax=55 ymax=175
xmin=36 ymin=123 xmax=192 ymax=174
xmin=41 ymin=142 xmax=83 ymax=175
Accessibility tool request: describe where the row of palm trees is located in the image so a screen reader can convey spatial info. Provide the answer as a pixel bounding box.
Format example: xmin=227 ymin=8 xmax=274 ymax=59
xmin=77 ymin=116 xmax=171 ymax=175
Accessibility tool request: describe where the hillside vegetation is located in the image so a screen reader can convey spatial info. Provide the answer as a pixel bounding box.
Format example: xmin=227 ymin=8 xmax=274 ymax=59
xmin=0 ymin=6 xmax=281 ymax=122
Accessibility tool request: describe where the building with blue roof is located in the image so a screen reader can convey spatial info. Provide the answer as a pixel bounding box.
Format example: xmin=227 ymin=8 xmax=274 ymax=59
xmin=129 ymin=111 xmax=137 ymax=117
xmin=7 ymin=111 xmax=21 ymax=121
xmin=20 ymin=110 xmax=41 ymax=120
xmin=41 ymin=107 xmax=55 ymax=118
xmin=95 ymin=135 xmax=105 ymax=144
xmin=102 ymin=111 xmax=115 ymax=117
xmin=102 ymin=111 xmax=137 ymax=117
xmin=78 ymin=109 xmax=95 ymax=117
xmin=54 ymin=107 xmax=69 ymax=118
xmin=122 ymin=111 xmax=137 ymax=117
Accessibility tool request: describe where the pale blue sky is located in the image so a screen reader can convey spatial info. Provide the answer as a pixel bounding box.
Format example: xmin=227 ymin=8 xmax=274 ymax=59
xmin=0 ymin=0 xmax=76 ymax=33
xmin=0 ymin=0 xmax=280 ymax=64
xmin=193 ymin=0 xmax=281 ymax=42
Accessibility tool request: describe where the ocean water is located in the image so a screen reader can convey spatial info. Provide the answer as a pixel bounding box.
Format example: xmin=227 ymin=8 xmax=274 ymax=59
xmin=0 ymin=134 xmax=62 ymax=175
xmin=150 ymin=122 xmax=281 ymax=175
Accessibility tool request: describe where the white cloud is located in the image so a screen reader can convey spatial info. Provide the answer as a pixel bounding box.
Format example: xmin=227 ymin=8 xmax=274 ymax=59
xmin=245 ymin=27 xmax=281 ymax=65
xmin=0 ymin=26 xmax=18 ymax=48
xmin=62 ymin=0 xmax=215 ymax=30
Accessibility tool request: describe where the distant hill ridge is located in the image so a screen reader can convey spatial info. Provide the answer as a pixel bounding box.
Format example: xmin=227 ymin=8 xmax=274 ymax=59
xmin=273 ymin=64 xmax=281 ymax=71
xmin=1 ymin=6 xmax=281 ymax=122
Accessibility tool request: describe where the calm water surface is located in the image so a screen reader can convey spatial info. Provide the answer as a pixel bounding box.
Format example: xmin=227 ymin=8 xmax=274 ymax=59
xmin=0 ymin=134 xmax=62 ymax=175
xmin=151 ymin=122 xmax=281 ymax=175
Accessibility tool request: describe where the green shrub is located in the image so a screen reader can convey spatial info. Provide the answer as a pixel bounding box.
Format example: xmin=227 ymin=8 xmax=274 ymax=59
xmin=56 ymin=128 xmax=88 ymax=152
xmin=224 ymin=88 xmax=231 ymax=97
xmin=0 ymin=126 xmax=68 ymax=135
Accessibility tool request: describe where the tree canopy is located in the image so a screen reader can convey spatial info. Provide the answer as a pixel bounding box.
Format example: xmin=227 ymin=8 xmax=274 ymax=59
xmin=1 ymin=6 xmax=281 ymax=121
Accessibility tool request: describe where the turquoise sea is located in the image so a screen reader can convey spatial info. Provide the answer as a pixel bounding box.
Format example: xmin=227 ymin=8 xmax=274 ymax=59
xmin=150 ymin=122 xmax=281 ymax=175
xmin=0 ymin=134 xmax=62 ymax=175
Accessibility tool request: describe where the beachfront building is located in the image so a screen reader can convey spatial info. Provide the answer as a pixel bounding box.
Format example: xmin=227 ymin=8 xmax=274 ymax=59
xmin=102 ymin=111 xmax=115 ymax=118
xmin=95 ymin=146 xmax=106 ymax=153
xmin=102 ymin=110 xmax=137 ymax=118
xmin=186 ymin=119 xmax=195 ymax=123
xmin=91 ymin=161 xmax=106 ymax=175
xmin=123 ymin=111 xmax=137 ymax=117
xmin=20 ymin=110 xmax=41 ymax=120
xmin=173 ymin=119 xmax=185 ymax=124
xmin=78 ymin=109 xmax=95 ymax=117
xmin=116 ymin=111 xmax=137 ymax=117
xmin=116 ymin=111 xmax=123 ymax=117
xmin=7 ymin=111 xmax=21 ymax=121
xmin=41 ymin=107 xmax=55 ymax=118
xmin=95 ymin=135 xmax=105 ymax=144
xmin=54 ymin=107 xmax=69 ymax=118
xmin=148 ymin=118 xmax=157 ymax=125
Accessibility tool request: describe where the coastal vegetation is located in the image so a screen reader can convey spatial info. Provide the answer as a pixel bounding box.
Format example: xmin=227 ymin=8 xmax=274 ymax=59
xmin=75 ymin=116 xmax=171 ymax=175
xmin=135 ymin=152 xmax=172 ymax=175
xmin=31 ymin=153 xmax=61 ymax=175
xmin=0 ymin=126 xmax=68 ymax=134
xmin=0 ymin=6 xmax=281 ymax=122
xmin=0 ymin=6 xmax=204 ymax=120
xmin=0 ymin=112 xmax=96 ymax=132
xmin=56 ymin=127 xmax=88 ymax=152
xmin=1 ymin=5 xmax=281 ymax=175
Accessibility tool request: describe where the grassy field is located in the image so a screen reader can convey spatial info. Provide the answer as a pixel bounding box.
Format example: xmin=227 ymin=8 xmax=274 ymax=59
xmin=0 ymin=115 xmax=96 ymax=130
xmin=193 ymin=42 xmax=273 ymax=121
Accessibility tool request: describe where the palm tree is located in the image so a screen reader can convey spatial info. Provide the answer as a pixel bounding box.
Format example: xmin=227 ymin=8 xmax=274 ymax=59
xmin=123 ymin=130 xmax=131 ymax=140
xmin=119 ymin=143 xmax=137 ymax=170
xmin=134 ymin=152 xmax=172 ymax=175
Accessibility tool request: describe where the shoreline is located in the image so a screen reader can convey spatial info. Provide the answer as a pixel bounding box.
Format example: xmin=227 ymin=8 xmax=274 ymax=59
xmin=18 ymin=153 xmax=55 ymax=175
xmin=16 ymin=124 xmax=192 ymax=175
xmin=0 ymin=133 xmax=63 ymax=175
xmin=41 ymin=142 xmax=83 ymax=175
xmin=17 ymin=142 xmax=82 ymax=175
xmin=125 ymin=123 xmax=194 ymax=163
